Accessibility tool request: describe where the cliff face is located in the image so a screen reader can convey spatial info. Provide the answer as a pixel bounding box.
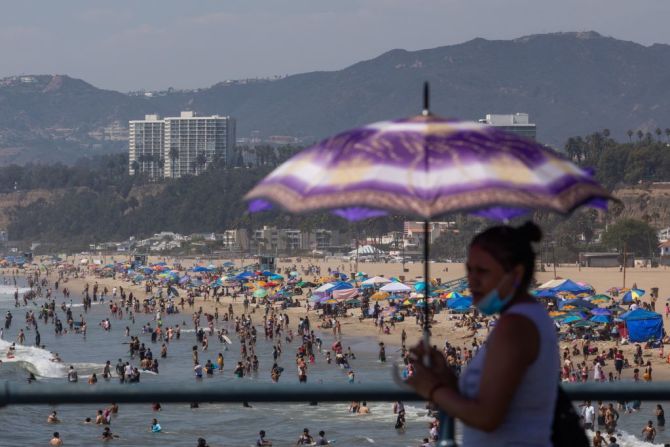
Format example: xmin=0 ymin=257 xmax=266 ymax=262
xmin=613 ymin=184 xmax=670 ymax=228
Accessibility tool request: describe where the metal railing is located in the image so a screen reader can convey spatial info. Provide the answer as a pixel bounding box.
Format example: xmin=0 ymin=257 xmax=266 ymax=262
xmin=1 ymin=381 xmax=666 ymax=446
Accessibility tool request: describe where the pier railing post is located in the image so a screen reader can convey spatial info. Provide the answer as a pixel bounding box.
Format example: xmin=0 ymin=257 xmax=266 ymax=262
xmin=437 ymin=410 xmax=456 ymax=446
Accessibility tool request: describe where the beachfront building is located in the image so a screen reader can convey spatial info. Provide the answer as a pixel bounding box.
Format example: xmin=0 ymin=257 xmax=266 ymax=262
xmin=128 ymin=114 xmax=165 ymax=179
xmin=222 ymin=229 xmax=249 ymax=252
xmin=478 ymin=113 xmax=537 ymax=140
xmin=250 ymin=226 xmax=344 ymax=254
xmin=163 ymin=111 xmax=236 ymax=178
xmin=129 ymin=111 xmax=236 ymax=179
xmin=403 ymin=221 xmax=455 ymax=247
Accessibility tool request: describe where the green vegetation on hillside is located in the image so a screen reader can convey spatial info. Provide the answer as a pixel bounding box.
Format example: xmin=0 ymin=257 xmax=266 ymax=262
xmin=5 ymin=132 xmax=670 ymax=258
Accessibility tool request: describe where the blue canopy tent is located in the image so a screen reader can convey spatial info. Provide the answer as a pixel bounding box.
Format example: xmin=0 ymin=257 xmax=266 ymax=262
xmin=447 ymin=296 xmax=473 ymax=310
xmin=540 ymin=279 xmax=593 ymax=295
xmin=620 ymin=309 xmax=663 ymax=342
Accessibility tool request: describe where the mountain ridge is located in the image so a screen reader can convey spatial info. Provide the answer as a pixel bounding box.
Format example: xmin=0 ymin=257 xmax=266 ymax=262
xmin=2 ymin=31 xmax=670 ymax=165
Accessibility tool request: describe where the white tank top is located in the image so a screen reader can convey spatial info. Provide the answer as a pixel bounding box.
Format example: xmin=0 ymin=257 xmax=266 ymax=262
xmin=458 ymin=302 xmax=559 ymax=446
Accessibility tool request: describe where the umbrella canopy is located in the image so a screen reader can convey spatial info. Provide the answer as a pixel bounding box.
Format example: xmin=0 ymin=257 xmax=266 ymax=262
xmin=589 ymin=315 xmax=611 ymax=324
xmin=380 ymin=282 xmax=412 ymax=293
xmin=245 ymin=115 xmax=613 ymax=220
xmin=590 ymin=308 xmax=612 ymax=316
xmin=622 ymin=288 xmax=645 ymax=304
xmin=370 ymin=291 xmax=390 ymax=301
xmin=253 ymin=288 xmax=268 ymax=298
xmin=562 ymin=315 xmax=583 ymax=324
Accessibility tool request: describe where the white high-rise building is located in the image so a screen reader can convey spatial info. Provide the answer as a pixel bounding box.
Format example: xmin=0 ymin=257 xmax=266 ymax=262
xmin=128 ymin=114 xmax=164 ymax=178
xmin=163 ymin=111 xmax=236 ymax=178
xmin=478 ymin=113 xmax=537 ymax=140
xmin=128 ymin=111 xmax=236 ymax=178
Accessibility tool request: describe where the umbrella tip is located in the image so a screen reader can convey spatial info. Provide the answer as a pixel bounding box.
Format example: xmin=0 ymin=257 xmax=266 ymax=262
xmin=422 ymin=81 xmax=430 ymax=116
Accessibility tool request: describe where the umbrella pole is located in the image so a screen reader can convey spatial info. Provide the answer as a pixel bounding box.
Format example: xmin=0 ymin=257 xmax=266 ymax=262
xmin=423 ymin=218 xmax=431 ymax=353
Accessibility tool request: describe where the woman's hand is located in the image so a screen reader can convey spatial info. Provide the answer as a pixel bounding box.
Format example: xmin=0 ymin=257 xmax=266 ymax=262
xmin=405 ymin=343 xmax=457 ymax=400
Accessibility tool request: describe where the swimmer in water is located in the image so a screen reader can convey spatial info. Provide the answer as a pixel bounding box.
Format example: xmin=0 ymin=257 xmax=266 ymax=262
xmin=47 ymin=411 xmax=60 ymax=424
xmin=296 ymin=428 xmax=314 ymax=445
xmin=150 ymin=418 xmax=162 ymax=433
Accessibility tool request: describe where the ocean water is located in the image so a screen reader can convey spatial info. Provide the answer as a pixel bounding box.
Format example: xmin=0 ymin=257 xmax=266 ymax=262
xmin=0 ymin=283 xmax=434 ymax=447
xmin=0 ymin=281 xmax=666 ymax=447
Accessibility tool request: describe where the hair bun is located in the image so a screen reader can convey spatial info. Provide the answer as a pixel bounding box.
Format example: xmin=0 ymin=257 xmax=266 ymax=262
xmin=517 ymin=221 xmax=542 ymax=243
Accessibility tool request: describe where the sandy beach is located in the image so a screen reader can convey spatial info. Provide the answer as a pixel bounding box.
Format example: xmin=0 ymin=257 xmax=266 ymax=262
xmin=20 ymin=255 xmax=670 ymax=382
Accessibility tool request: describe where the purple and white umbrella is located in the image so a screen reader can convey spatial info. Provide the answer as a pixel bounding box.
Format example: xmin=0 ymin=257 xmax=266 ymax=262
xmin=246 ymin=115 xmax=613 ymax=221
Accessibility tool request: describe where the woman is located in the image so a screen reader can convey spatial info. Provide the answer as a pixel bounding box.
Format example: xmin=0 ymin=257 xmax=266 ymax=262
xmin=656 ymin=404 xmax=665 ymax=428
xmin=407 ymin=222 xmax=559 ymax=446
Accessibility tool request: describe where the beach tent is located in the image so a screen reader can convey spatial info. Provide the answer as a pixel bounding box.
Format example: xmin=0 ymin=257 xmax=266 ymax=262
xmin=330 ymin=281 xmax=354 ymax=292
xmin=380 ymin=282 xmax=411 ymax=293
xmin=348 ymin=245 xmax=386 ymax=256
xmin=620 ymin=309 xmax=663 ymax=342
xmin=314 ymin=283 xmax=336 ymax=293
xmin=332 ymin=289 xmax=359 ymax=300
xmin=361 ymin=276 xmax=391 ymax=287
xmin=538 ymin=279 xmax=593 ymax=294
xmin=447 ymin=296 xmax=473 ymax=310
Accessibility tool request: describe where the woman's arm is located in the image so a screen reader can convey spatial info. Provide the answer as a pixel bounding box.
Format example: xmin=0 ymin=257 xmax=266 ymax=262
xmin=413 ymin=314 xmax=539 ymax=432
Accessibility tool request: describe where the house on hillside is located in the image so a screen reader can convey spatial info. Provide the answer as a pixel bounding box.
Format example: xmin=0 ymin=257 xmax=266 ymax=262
xmin=660 ymin=240 xmax=670 ymax=266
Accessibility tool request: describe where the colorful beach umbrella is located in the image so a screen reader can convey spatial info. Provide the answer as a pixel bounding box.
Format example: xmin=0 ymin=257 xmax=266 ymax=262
xmin=370 ymin=291 xmax=390 ymax=301
xmin=622 ymin=288 xmax=645 ymax=304
xmin=253 ymin=288 xmax=268 ymax=298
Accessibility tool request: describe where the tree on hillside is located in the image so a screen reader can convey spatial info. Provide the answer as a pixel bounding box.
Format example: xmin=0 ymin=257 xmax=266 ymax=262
xmin=636 ymin=130 xmax=644 ymax=141
xmin=666 ymin=128 xmax=670 ymax=143
xmin=627 ymin=130 xmax=633 ymax=142
xmin=655 ymin=128 xmax=663 ymax=141
xmin=601 ymin=219 xmax=659 ymax=258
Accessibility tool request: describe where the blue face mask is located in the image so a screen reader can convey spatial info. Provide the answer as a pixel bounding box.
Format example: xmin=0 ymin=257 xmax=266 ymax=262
xmin=476 ymin=276 xmax=518 ymax=316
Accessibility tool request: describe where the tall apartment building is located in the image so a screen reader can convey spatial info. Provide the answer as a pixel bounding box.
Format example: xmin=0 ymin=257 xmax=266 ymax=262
xmin=163 ymin=111 xmax=236 ymax=178
xmin=478 ymin=113 xmax=537 ymax=140
xmin=128 ymin=114 xmax=164 ymax=178
xmin=129 ymin=111 xmax=236 ymax=179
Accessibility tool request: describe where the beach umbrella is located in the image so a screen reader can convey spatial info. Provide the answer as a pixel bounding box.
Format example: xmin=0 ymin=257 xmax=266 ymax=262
xmin=253 ymin=288 xmax=268 ymax=298
xmin=622 ymin=288 xmax=645 ymax=304
xmin=589 ymin=294 xmax=611 ymax=304
xmin=370 ymin=291 xmax=390 ymax=301
xmin=573 ymin=320 xmax=595 ymax=328
xmin=562 ymin=315 xmax=583 ymax=324
xmin=590 ymin=308 xmax=612 ymax=316
xmin=589 ymin=315 xmax=611 ymax=324
xmin=244 ymin=83 xmax=614 ymax=350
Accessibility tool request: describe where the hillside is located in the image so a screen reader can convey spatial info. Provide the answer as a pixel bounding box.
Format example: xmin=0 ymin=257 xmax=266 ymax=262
xmin=2 ymin=32 xmax=670 ymax=164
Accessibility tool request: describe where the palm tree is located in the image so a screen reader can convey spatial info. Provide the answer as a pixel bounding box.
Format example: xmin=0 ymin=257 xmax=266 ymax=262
xmin=627 ymin=130 xmax=633 ymax=142
xmin=655 ymin=128 xmax=662 ymax=141
xmin=665 ymin=128 xmax=670 ymax=143
xmin=637 ymin=129 xmax=644 ymax=141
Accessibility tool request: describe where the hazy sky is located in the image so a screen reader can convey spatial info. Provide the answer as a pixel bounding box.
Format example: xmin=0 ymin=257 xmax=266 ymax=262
xmin=1 ymin=0 xmax=669 ymax=91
